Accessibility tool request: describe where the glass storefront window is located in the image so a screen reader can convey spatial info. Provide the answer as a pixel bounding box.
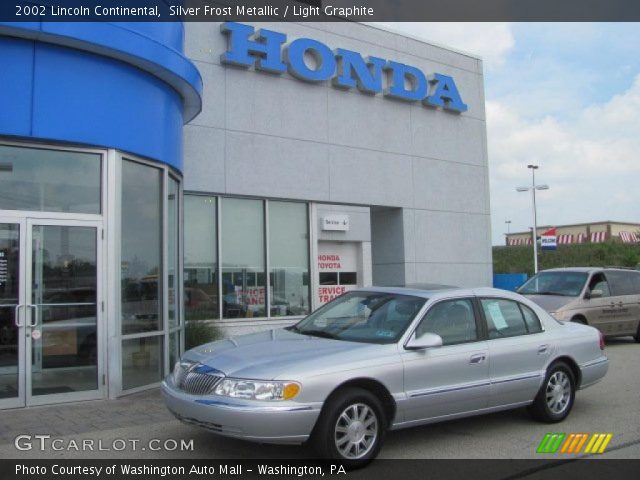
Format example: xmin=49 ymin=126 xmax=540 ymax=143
xmin=121 ymin=336 xmax=163 ymax=390
xmin=184 ymin=195 xmax=220 ymax=350
xmin=269 ymin=202 xmax=310 ymax=317
xmin=120 ymin=160 xmax=163 ymax=335
xmin=184 ymin=196 xmax=218 ymax=321
xmin=184 ymin=195 xmax=313 ymax=324
xmin=221 ymin=198 xmax=265 ymax=318
xmin=0 ymin=145 xmax=101 ymax=214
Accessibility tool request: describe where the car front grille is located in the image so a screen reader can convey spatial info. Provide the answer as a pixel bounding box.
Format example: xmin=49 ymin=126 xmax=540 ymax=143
xmin=175 ymin=361 xmax=224 ymax=395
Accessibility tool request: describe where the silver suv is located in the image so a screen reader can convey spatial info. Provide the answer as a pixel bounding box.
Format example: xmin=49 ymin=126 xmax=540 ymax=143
xmin=518 ymin=267 xmax=640 ymax=340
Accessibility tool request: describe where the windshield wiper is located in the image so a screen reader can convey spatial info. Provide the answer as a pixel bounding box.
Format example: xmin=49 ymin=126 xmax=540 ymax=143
xmin=298 ymin=329 xmax=339 ymax=340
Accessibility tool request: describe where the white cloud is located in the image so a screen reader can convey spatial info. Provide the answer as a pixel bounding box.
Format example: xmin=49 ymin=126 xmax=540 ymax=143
xmin=377 ymin=23 xmax=515 ymax=66
xmin=488 ymin=75 xmax=640 ymax=244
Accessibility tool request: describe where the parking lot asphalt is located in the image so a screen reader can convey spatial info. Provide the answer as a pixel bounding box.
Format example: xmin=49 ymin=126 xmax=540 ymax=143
xmin=0 ymin=338 xmax=638 ymax=460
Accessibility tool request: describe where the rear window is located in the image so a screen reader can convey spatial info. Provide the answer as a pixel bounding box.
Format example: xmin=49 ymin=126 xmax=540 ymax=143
xmin=605 ymin=270 xmax=640 ymax=296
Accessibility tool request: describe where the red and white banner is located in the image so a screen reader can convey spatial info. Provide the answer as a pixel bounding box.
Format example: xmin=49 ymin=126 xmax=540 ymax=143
xmin=620 ymin=231 xmax=639 ymax=243
xmin=590 ymin=231 xmax=607 ymax=243
xmin=557 ymin=234 xmax=573 ymax=244
xmin=508 ymin=237 xmax=533 ymax=246
xmin=576 ymin=233 xmax=586 ymax=244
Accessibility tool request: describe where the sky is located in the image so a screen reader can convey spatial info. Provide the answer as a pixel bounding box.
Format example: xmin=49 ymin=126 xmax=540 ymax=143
xmin=384 ymin=23 xmax=640 ymax=245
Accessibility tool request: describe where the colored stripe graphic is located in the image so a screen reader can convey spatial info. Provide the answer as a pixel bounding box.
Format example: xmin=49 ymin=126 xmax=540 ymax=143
xmin=584 ymin=433 xmax=613 ymax=454
xmin=538 ymin=433 xmax=613 ymax=454
xmin=560 ymin=433 xmax=589 ymax=453
xmin=537 ymin=433 xmax=566 ymax=453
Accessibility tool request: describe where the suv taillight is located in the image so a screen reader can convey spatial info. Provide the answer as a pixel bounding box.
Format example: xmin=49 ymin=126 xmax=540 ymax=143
xmin=599 ymin=331 xmax=606 ymax=351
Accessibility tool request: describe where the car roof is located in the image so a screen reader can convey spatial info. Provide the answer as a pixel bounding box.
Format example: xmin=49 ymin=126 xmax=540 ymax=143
xmin=354 ymin=285 xmax=520 ymax=300
xmin=540 ymin=267 xmax=639 ymax=274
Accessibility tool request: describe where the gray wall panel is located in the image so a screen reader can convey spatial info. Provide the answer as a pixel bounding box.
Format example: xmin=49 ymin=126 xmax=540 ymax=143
xmin=183 ymin=125 xmax=226 ymax=193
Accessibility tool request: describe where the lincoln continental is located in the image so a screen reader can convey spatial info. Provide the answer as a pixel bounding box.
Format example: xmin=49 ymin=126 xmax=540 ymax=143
xmin=162 ymin=286 xmax=608 ymax=467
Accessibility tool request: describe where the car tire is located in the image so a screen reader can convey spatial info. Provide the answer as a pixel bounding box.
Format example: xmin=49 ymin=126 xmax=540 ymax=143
xmin=634 ymin=321 xmax=640 ymax=343
xmin=312 ymin=387 xmax=387 ymax=469
xmin=528 ymin=361 xmax=576 ymax=423
xmin=571 ymin=316 xmax=587 ymax=325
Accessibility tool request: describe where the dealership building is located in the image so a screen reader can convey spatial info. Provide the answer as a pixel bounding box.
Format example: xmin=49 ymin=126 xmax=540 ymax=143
xmin=0 ymin=21 xmax=491 ymax=408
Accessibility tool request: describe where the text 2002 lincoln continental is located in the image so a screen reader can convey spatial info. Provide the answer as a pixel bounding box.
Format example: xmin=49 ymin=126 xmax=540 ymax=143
xmin=162 ymin=286 xmax=608 ymax=467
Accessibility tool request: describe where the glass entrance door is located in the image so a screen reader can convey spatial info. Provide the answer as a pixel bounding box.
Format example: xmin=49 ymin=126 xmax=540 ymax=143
xmin=0 ymin=218 xmax=103 ymax=408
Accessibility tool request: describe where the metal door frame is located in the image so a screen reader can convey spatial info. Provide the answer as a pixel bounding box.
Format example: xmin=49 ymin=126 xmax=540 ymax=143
xmin=0 ymin=217 xmax=26 ymax=409
xmin=0 ymin=216 xmax=105 ymax=408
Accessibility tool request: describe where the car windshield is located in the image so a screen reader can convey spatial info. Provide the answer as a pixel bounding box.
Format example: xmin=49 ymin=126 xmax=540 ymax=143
xmin=517 ymin=271 xmax=589 ymax=297
xmin=289 ymin=291 xmax=426 ymax=344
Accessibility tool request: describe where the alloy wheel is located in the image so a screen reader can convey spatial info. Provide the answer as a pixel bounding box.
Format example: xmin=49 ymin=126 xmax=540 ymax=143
xmin=545 ymin=371 xmax=571 ymax=414
xmin=334 ymin=403 xmax=378 ymax=459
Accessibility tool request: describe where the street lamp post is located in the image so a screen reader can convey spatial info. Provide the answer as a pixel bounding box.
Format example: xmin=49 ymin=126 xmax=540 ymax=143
xmin=505 ymin=220 xmax=512 ymax=245
xmin=516 ymin=165 xmax=549 ymax=274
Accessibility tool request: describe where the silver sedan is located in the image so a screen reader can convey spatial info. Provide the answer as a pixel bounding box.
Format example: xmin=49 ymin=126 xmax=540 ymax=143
xmin=162 ymin=286 xmax=608 ymax=467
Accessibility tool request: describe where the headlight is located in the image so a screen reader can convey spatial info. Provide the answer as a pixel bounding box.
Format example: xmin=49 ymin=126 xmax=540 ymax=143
xmin=214 ymin=379 xmax=301 ymax=401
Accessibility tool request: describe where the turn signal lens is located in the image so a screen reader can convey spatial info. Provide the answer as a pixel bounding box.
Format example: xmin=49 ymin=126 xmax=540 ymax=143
xmin=283 ymin=382 xmax=301 ymax=400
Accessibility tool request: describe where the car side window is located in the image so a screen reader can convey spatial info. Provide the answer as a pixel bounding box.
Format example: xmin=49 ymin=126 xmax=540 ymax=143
xmin=415 ymin=299 xmax=478 ymax=346
xmin=632 ymin=272 xmax=640 ymax=293
xmin=480 ymin=299 xmax=528 ymax=339
xmin=605 ymin=270 xmax=639 ymax=296
xmin=520 ymin=304 xmax=543 ymax=334
xmin=588 ymin=273 xmax=611 ymax=297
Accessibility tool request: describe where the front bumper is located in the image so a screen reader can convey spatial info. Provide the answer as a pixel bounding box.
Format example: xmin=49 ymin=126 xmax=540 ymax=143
xmin=161 ymin=377 xmax=322 ymax=444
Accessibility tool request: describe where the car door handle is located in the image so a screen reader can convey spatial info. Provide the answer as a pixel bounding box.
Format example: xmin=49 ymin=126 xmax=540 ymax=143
xmin=538 ymin=344 xmax=549 ymax=354
xmin=469 ymin=353 xmax=486 ymax=364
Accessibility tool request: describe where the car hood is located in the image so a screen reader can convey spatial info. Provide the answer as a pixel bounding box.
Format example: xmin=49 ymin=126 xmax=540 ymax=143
xmin=523 ymin=294 xmax=575 ymax=312
xmin=183 ymin=328 xmax=384 ymax=380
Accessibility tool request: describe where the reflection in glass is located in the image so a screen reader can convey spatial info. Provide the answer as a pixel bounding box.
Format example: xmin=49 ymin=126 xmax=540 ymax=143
xmin=0 ymin=224 xmax=19 ymax=399
xmin=221 ymin=198 xmax=265 ymax=318
xmin=31 ymin=225 xmax=98 ymax=395
xmin=121 ymin=160 xmax=163 ymax=335
xmin=0 ymin=145 xmax=101 ymax=213
xmin=184 ymin=195 xmax=218 ymax=321
xmin=168 ymin=178 xmax=179 ymax=329
xmin=269 ymin=202 xmax=310 ymax=317
xmin=121 ymin=336 xmax=163 ymax=390
xmin=184 ymin=196 xmax=220 ymax=349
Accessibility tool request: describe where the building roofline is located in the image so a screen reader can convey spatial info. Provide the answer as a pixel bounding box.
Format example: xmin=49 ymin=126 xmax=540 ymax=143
xmin=506 ymin=221 xmax=640 ymax=237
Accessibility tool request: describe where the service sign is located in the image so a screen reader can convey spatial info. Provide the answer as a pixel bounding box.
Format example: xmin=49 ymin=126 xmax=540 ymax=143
xmin=322 ymin=215 xmax=350 ymax=231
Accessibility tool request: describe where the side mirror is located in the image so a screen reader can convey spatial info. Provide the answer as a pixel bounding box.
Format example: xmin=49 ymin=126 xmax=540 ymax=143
xmin=405 ymin=332 xmax=443 ymax=350
xmin=588 ymin=289 xmax=603 ymax=299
